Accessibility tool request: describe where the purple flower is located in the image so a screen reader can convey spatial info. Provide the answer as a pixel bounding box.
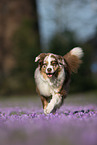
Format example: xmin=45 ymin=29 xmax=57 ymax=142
xmin=0 ymin=103 xmax=97 ymax=145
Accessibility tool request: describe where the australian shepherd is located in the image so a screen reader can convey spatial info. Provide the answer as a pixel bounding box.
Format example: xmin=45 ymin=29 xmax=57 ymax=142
xmin=34 ymin=47 xmax=84 ymax=115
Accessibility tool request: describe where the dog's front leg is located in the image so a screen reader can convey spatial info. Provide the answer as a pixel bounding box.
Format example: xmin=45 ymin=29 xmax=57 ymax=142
xmin=41 ymin=96 xmax=48 ymax=110
xmin=44 ymin=93 xmax=62 ymax=115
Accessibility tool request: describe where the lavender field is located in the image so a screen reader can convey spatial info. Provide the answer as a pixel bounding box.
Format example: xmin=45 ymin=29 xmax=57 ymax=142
xmin=0 ymin=92 xmax=97 ymax=145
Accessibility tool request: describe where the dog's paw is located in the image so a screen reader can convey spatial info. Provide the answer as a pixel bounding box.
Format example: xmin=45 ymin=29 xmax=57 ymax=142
xmin=44 ymin=105 xmax=54 ymax=115
xmin=44 ymin=108 xmax=50 ymax=115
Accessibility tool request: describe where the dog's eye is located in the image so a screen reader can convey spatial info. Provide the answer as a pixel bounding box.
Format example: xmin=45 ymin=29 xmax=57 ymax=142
xmin=53 ymin=63 xmax=56 ymax=66
xmin=52 ymin=61 xmax=58 ymax=66
xmin=43 ymin=64 xmax=47 ymax=68
xmin=59 ymin=63 xmax=63 ymax=66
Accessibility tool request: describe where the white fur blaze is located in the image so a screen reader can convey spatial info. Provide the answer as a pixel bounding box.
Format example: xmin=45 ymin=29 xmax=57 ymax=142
xmin=70 ymin=47 xmax=84 ymax=59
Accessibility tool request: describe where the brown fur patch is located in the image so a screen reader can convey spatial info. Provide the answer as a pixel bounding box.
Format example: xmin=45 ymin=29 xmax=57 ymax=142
xmin=40 ymin=71 xmax=48 ymax=80
xmin=60 ymin=66 xmax=70 ymax=93
xmin=36 ymin=87 xmax=49 ymax=109
xmin=57 ymin=55 xmax=65 ymax=65
xmin=40 ymin=96 xmax=48 ymax=109
xmin=38 ymin=53 xmax=47 ymax=70
xmin=63 ymin=52 xmax=82 ymax=73
xmin=51 ymin=54 xmax=57 ymax=60
xmin=39 ymin=53 xmax=47 ymax=60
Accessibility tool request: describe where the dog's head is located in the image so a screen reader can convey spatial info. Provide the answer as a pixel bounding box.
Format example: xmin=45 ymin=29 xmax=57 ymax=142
xmin=35 ymin=53 xmax=65 ymax=78
xmin=35 ymin=47 xmax=84 ymax=79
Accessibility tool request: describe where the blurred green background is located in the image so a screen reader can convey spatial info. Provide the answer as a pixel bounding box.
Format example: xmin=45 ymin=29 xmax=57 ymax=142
xmin=0 ymin=0 xmax=97 ymax=96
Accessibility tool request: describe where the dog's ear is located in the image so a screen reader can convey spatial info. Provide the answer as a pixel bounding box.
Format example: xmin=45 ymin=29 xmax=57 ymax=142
xmin=63 ymin=47 xmax=84 ymax=73
xmin=35 ymin=53 xmax=46 ymax=62
xmin=57 ymin=55 xmax=65 ymax=66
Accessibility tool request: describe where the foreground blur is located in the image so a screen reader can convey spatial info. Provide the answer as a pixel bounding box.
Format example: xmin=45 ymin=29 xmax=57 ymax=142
xmin=0 ymin=93 xmax=97 ymax=145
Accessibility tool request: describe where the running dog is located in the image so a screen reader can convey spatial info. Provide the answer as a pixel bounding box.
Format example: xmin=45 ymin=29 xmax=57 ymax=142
xmin=34 ymin=47 xmax=84 ymax=115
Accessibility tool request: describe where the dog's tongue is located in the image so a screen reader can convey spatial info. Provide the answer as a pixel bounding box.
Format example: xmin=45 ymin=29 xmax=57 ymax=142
xmin=47 ymin=74 xmax=53 ymax=78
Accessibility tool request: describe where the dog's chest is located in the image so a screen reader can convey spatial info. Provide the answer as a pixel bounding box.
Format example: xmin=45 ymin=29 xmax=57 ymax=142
xmin=38 ymin=79 xmax=52 ymax=96
xmin=34 ymin=67 xmax=65 ymax=97
xmin=34 ymin=68 xmax=52 ymax=96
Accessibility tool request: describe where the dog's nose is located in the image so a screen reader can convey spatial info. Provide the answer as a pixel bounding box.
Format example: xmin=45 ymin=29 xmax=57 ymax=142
xmin=47 ymin=68 xmax=52 ymax=72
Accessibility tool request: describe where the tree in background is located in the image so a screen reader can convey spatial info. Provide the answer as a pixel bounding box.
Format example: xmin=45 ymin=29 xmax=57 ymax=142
xmin=49 ymin=29 xmax=77 ymax=55
xmin=12 ymin=19 xmax=41 ymax=94
xmin=0 ymin=0 xmax=41 ymax=95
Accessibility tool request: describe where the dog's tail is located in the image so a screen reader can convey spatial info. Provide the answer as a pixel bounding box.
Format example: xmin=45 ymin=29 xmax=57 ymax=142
xmin=63 ymin=47 xmax=84 ymax=73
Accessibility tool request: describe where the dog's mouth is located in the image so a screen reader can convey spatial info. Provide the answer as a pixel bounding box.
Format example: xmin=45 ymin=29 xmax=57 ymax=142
xmin=46 ymin=72 xmax=55 ymax=78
